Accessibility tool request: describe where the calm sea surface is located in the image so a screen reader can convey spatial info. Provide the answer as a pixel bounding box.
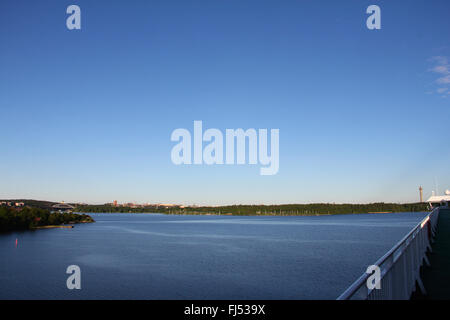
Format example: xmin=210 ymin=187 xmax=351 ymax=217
xmin=0 ymin=212 xmax=428 ymax=299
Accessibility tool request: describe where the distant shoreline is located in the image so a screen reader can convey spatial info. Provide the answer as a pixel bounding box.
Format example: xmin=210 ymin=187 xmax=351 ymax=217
xmin=79 ymin=210 xmax=426 ymax=217
xmin=1 ymin=200 xmax=429 ymax=219
xmin=73 ymin=202 xmax=428 ymax=216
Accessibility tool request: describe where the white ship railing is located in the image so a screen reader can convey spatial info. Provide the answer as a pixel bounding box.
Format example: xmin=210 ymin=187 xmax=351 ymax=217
xmin=337 ymin=207 xmax=439 ymax=300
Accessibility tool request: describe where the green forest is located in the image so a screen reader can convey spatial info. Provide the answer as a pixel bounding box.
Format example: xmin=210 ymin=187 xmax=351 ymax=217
xmin=75 ymin=202 xmax=429 ymax=216
xmin=0 ymin=207 xmax=94 ymax=232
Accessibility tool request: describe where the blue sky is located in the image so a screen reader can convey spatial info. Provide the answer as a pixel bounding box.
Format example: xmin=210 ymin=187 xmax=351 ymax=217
xmin=1 ymin=0 xmax=449 ymax=205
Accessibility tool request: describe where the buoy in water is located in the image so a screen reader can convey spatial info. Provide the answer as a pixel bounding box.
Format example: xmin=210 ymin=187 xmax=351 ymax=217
xmin=15 ymin=238 xmax=18 ymax=248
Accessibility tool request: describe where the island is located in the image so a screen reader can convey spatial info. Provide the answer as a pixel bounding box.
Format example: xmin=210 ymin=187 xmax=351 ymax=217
xmin=0 ymin=206 xmax=94 ymax=232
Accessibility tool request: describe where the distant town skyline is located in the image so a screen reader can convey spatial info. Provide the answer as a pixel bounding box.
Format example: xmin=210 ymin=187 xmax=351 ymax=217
xmin=1 ymin=1 xmax=449 ymax=205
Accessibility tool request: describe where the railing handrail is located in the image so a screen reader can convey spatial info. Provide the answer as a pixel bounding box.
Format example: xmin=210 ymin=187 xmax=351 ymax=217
xmin=337 ymin=207 xmax=439 ymax=300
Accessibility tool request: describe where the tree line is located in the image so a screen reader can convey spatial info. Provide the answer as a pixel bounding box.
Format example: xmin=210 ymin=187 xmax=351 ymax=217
xmin=75 ymin=202 xmax=429 ymax=216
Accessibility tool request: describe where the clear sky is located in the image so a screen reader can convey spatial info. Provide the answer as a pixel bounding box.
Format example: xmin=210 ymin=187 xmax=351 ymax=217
xmin=1 ymin=0 xmax=449 ymax=205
